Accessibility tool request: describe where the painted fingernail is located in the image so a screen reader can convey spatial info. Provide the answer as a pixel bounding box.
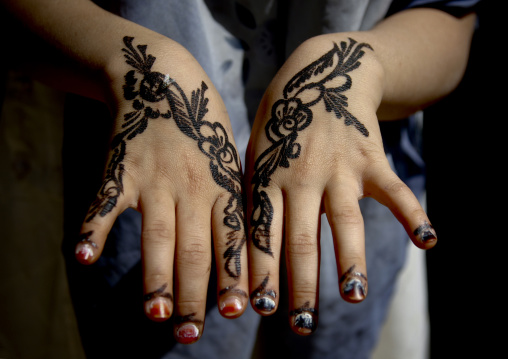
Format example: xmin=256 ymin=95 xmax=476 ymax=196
xmin=254 ymin=294 xmax=276 ymax=313
xmin=290 ymin=305 xmax=318 ymax=335
xmin=76 ymin=231 xmax=97 ymax=265
xmin=340 ymin=265 xmax=368 ymax=302
xmin=414 ymin=222 xmax=437 ymax=243
xmin=145 ymin=297 xmax=171 ymax=321
xmin=250 ymin=275 xmax=277 ymax=314
xmin=175 ymin=323 xmax=200 ymax=344
xmin=220 ymin=297 xmax=243 ymax=317
xmin=144 ymin=284 xmax=173 ymax=321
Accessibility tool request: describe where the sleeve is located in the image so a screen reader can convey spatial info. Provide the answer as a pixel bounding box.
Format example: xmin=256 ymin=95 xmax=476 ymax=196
xmin=386 ymin=0 xmax=481 ymax=17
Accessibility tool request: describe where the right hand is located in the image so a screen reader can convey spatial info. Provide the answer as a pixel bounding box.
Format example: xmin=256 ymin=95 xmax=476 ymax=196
xmin=74 ymin=35 xmax=248 ymax=344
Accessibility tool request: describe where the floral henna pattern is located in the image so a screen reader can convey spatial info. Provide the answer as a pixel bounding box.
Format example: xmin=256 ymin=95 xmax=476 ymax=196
xmin=86 ymin=36 xmax=246 ymax=279
xmin=251 ymin=38 xmax=373 ymax=256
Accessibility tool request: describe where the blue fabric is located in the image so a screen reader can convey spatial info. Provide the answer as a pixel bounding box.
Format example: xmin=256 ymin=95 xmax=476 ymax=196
xmin=388 ymin=0 xmax=481 ymax=16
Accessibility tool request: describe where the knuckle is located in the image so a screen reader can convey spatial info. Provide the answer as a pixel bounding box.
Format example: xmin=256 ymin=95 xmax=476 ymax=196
xmin=177 ymin=240 xmax=211 ymax=268
xmin=177 ymin=298 xmax=206 ymax=307
xmin=180 ymin=154 xmax=212 ymax=196
xmin=144 ymin=272 xmax=170 ymax=285
xmin=143 ymin=220 xmax=173 ymax=241
xmin=287 ymin=232 xmax=316 ymax=256
xmin=329 ymin=204 xmax=363 ymax=225
xmin=292 ymin=286 xmax=318 ymax=301
xmin=384 ymin=179 xmax=410 ymax=195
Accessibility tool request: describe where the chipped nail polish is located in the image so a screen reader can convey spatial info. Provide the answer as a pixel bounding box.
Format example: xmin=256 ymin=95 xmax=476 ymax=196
xmin=340 ymin=265 xmax=368 ymax=302
xmin=414 ymin=222 xmax=437 ymax=243
xmin=76 ymin=231 xmax=97 ymax=265
xmin=254 ymin=296 xmax=275 ymax=313
xmin=292 ymin=311 xmax=316 ymax=335
xmin=220 ymin=297 xmax=243 ymax=317
xmin=75 ymin=242 xmax=96 ymax=265
xmin=146 ymin=297 xmax=171 ymax=321
xmin=250 ymin=276 xmax=276 ymax=313
xmin=343 ymin=278 xmax=367 ymax=301
xmin=176 ymin=323 xmax=199 ymax=344
xmin=290 ymin=304 xmax=318 ymax=335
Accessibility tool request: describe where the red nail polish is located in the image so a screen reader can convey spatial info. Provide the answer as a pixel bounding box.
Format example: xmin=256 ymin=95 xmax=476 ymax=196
xmin=220 ymin=297 xmax=242 ymax=317
xmin=176 ymin=323 xmax=199 ymax=344
xmin=75 ymin=242 xmax=95 ymax=265
xmin=147 ymin=298 xmax=171 ymax=321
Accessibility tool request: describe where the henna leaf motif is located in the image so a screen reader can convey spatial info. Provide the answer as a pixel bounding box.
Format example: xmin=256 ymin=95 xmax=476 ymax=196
xmin=250 ymin=38 xmax=372 ymax=255
xmin=87 ymin=36 xmax=246 ymax=279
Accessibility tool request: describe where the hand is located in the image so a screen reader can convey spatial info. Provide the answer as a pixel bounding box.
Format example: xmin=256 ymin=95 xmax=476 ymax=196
xmin=245 ymin=35 xmax=437 ymax=335
xmin=74 ymin=35 xmax=248 ymax=344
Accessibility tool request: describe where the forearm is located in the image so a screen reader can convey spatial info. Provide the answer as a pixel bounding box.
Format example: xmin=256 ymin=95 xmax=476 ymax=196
xmin=370 ymin=7 xmax=476 ymax=120
xmin=3 ymin=0 xmax=129 ymax=69
xmin=1 ymin=0 xmax=182 ymax=102
xmin=290 ymin=7 xmax=476 ymax=121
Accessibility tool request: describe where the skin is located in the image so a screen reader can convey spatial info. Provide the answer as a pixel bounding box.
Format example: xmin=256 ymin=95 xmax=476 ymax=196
xmin=2 ymin=0 xmax=476 ymax=341
xmin=245 ymin=9 xmax=476 ymax=333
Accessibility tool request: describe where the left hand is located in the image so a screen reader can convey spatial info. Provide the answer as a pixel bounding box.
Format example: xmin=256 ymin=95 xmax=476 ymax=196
xmin=244 ymin=34 xmax=437 ymax=335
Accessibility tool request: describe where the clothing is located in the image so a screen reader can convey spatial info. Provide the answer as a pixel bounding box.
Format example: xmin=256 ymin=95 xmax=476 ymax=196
xmin=61 ymin=1 xmax=479 ymax=358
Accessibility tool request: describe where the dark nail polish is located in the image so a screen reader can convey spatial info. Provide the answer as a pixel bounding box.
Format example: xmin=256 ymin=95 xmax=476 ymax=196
xmin=254 ymin=295 xmax=276 ymax=312
xmin=343 ymin=278 xmax=367 ymax=301
xmin=290 ymin=305 xmax=318 ymax=335
xmin=339 ymin=265 xmax=368 ymax=302
xmin=413 ymin=222 xmax=437 ymax=243
xmin=293 ymin=311 xmax=316 ymax=334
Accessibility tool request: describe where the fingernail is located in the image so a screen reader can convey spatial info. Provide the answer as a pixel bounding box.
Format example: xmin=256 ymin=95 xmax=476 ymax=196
xmin=343 ymin=278 xmax=367 ymax=301
xmin=291 ymin=310 xmax=317 ymax=335
xmin=414 ymin=222 xmax=437 ymax=243
xmin=175 ymin=323 xmax=199 ymax=344
xmin=250 ymin=276 xmax=277 ymax=314
xmin=146 ymin=297 xmax=171 ymax=321
xmin=220 ymin=297 xmax=243 ymax=317
xmin=75 ymin=242 xmax=96 ymax=265
xmin=254 ymin=294 xmax=276 ymax=313
xmin=340 ymin=265 xmax=368 ymax=302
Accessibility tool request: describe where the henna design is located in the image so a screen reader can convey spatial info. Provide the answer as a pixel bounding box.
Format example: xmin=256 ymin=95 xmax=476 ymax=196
xmin=143 ymin=283 xmax=173 ymax=303
xmin=250 ymin=38 xmax=372 ymax=255
xmin=87 ymin=36 xmax=245 ymax=279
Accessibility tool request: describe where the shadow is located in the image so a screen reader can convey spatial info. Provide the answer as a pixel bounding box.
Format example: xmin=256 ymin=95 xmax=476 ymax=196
xmin=424 ymin=2 xmax=501 ymax=357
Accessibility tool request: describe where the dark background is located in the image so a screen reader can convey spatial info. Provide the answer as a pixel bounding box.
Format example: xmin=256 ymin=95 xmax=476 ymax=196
xmin=0 ymin=1 xmax=499 ymax=358
xmin=424 ymin=2 xmax=502 ymax=357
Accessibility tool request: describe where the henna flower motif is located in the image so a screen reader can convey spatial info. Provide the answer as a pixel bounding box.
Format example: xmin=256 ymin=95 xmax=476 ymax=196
xmin=267 ymin=98 xmax=313 ymax=143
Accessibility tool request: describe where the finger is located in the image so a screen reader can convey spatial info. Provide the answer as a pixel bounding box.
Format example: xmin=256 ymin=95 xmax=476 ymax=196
xmin=140 ymin=190 xmax=176 ymax=322
xmin=173 ymin=200 xmax=213 ymax=344
xmin=324 ymin=178 xmax=368 ymax=304
xmin=212 ymin=191 xmax=249 ymax=319
xmin=284 ymin=191 xmax=321 ymax=335
xmin=76 ymin=176 xmax=135 ymax=265
xmin=366 ymin=166 xmax=437 ymax=249
xmin=248 ymin=185 xmax=284 ymax=315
